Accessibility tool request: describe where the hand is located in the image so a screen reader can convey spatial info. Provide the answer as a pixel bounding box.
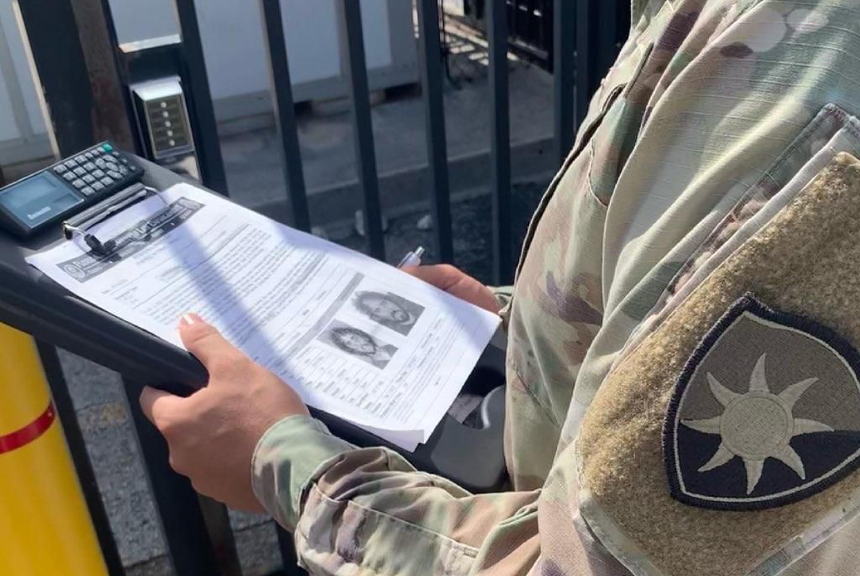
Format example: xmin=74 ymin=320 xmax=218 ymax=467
xmin=139 ymin=313 xmax=308 ymax=512
xmin=403 ymin=264 xmax=500 ymax=313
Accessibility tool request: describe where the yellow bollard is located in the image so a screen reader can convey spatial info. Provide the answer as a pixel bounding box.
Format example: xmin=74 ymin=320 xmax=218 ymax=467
xmin=0 ymin=323 xmax=109 ymax=576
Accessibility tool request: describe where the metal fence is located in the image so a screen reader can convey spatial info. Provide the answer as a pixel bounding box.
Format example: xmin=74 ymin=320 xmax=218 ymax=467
xmin=13 ymin=0 xmax=627 ymax=574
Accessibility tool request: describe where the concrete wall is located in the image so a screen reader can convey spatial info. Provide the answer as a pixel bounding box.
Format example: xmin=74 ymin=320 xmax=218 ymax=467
xmin=107 ymin=0 xmax=396 ymax=102
xmin=0 ymin=0 xmax=417 ymax=166
xmin=0 ymin=0 xmax=52 ymax=164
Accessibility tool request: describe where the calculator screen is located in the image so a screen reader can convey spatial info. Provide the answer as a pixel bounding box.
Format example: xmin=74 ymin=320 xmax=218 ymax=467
xmin=0 ymin=172 xmax=82 ymax=227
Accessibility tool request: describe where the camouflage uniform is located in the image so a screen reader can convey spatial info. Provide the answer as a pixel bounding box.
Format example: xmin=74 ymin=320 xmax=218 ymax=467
xmin=253 ymin=1 xmax=860 ymax=574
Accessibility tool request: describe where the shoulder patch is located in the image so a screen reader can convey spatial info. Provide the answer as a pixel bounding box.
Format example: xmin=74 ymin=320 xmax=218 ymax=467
xmin=664 ymin=294 xmax=860 ymax=510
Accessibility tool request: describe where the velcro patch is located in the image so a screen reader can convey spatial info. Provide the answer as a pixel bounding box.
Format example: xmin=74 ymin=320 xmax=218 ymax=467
xmin=575 ymin=153 xmax=860 ymax=576
xmin=664 ymin=294 xmax=860 ymax=510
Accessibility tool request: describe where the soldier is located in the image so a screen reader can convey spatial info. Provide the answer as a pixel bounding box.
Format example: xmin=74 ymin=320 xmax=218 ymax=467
xmin=140 ymin=1 xmax=860 ymax=574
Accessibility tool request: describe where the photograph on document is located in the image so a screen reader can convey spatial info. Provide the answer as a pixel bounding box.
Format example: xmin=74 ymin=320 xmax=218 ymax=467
xmin=350 ymin=290 xmax=425 ymax=336
xmin=318 ymin=319 xmax=398 ymax=369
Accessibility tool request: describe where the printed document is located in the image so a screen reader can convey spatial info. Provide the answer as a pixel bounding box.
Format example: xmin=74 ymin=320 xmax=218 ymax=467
xmin=27 ymin=183 xmax=500 ymax=450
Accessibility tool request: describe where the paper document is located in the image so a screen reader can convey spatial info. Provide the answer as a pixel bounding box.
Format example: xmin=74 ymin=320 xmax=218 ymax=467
xmin=27 ymin=183 xmax=500 ymax=451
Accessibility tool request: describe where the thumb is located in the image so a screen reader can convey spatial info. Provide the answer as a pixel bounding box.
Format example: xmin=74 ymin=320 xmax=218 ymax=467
xmin=178 ymin=313 xmax=245 ymax=373
xmin=139 ymin=385 xmax=185 ymax=428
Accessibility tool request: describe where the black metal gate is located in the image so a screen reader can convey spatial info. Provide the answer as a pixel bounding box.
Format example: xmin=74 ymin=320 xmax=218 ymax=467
xmin=462 ymin=0 xmax=629 ymax=71
xmin=7 ymin=0 xmax=628 ymax=574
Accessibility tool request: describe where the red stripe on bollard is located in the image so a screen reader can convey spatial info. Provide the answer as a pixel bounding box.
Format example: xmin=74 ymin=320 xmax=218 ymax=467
xmin=0 ymin=402 xmax=55 ymax=454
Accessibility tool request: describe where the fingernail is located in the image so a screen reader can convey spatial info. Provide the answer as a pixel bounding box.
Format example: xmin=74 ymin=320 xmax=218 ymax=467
xmin=180 ymin=313 xmax=201 ymax=327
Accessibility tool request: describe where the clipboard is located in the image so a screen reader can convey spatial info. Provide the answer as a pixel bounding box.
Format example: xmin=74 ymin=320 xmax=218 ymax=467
xmin=0 ymin=155 xmax=508 ymax=492
xmin=62 ymin=183 xmax=168 ymax=256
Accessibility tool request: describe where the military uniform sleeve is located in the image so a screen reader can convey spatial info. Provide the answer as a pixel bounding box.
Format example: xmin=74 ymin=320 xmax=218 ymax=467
xmin=252 ymin=414 xmax=541 ymax=575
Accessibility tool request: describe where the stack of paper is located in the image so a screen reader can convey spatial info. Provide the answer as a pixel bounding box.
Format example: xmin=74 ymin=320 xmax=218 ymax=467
xmin=28 ymin=183 xmax=500 ymax=451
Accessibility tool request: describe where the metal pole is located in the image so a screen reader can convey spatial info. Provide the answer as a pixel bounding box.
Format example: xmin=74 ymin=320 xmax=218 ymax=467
xmin=335 ymin=0 xmax=386 ymax=260
xmin=0 ymin=325 xmax=111 ymax=576
xmin=122 ymin=378 xmax=242 ymax=576
xmin=259 ymin=0 xmax=311 ymax=232
xmin=12 ymin=0 xmax=98 ymax=157
xmin=487 ymin=0 xmax=513 ymax=285
xmin=553 ymin=0 xmax=575 ymax=167
xmin=574 ymin=0 xmax=599 ymax=125
xmin=68 ymin=0 xmax=136 ymax=152
xmin=36 ymin=342 xmax=125 ymax=576
xmin=417 ymin=0 xmax=454 ymax=264
xmin=172 ymin=0 xmax=229 ymax=195
xmin=597 ymin=0 xmax=619 ymax=74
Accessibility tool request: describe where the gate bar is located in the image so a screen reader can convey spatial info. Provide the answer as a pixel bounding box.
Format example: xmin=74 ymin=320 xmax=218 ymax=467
xmin=172 ymin=0 xmax=229 ymax=195
xmin=122 ymin=378 xmax=242 ymax=576
xmin=416 ymin=0 xmax=454 ymax=264
xmin=259 ymin=0 xmax=311 ymax=232
xmin=553 ymin=0 xmax=575 ymax=166
xmin=335 ymin=0 xmax=386 ymax=260
xmin=37 ymin=342 xmax=125 ymax=576
xmin=487 ymin=0 xmax=513 ymax=284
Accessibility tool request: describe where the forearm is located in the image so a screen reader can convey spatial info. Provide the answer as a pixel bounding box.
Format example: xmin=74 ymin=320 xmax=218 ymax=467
xmin=252 ymin=415 xmax=540 ymax=575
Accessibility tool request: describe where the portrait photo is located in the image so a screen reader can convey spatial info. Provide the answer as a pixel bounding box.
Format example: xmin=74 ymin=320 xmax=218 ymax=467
xmin=319 ymin=320 xmax=398 ymax=369
xmin=351 ymin=291 xmax=424 ymax=336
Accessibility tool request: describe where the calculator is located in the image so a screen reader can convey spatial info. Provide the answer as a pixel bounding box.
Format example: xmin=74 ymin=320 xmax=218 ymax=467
xmin=0 ymin=142 xmax=144 ymax=238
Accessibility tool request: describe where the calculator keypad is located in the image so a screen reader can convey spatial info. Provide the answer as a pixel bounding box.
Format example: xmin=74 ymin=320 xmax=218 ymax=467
xmin=50 ymin=143 xmax=143 ymax=205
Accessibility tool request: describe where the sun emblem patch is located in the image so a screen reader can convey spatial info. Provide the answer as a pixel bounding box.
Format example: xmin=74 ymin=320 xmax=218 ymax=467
xmin=664 ymin=294 xmax=860 ymax=510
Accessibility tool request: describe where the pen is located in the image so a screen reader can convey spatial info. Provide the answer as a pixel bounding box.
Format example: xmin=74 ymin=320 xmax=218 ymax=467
xmin=397 ymin=246 xmax=425 ymax=268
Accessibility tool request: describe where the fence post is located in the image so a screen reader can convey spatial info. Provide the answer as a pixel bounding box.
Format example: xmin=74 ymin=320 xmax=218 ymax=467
xmin=416 ymin=0 xmax=454 ymax=264
xmin=171 ymin=0 xmax=229 ymax=195
xmin=335 ymin=0 xmax=386 ymax=260
xmin=122 ymin=378 xmax=242 ymax=576
xmin=12 ymin=0 xmax=103 ymax=156
xmin=574 ymin=0 xmax=599 ymax=125
xmin=68 ymin=0 xmax=136 ymax=152
xmin=553 ymin=0 xmax=575 ymax=166
xmin=259 ymin=0 xmax=312 ymax=232
xmin=487 ymin=0 xmax=512 ymax=285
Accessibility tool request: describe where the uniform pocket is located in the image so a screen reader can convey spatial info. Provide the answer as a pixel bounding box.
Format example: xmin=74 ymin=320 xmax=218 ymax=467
xmin=616 ymin=104 xmax=860 ymax=359
xmin=576 ymin=153 xmax=860 ymax=576
xmin=514 ymin=83 xmax=627 ymax=281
